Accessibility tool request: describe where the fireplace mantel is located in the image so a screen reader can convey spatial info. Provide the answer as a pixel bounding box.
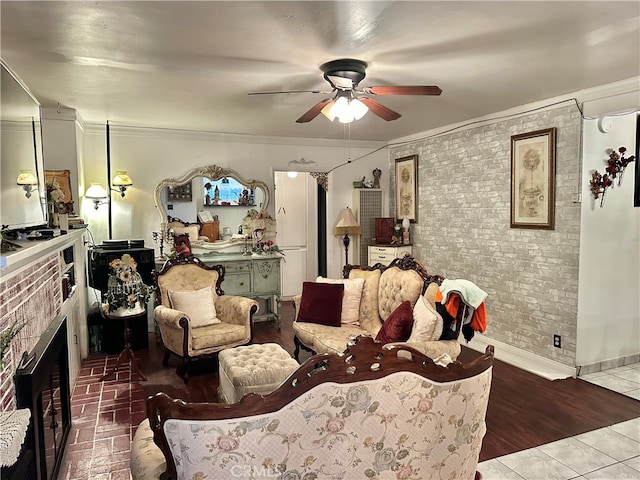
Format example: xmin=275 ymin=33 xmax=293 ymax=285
xmin=0 ymin=228 xmax=88 ymax=413
xmin=1 ymin=229 xmax=85 ymax=276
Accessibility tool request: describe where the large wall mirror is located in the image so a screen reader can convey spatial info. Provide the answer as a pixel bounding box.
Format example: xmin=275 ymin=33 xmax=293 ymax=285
xmin=154 ymin=165 xmax=270 ymax=243
xmin=1 ymin=59 xmax=47 ymax=233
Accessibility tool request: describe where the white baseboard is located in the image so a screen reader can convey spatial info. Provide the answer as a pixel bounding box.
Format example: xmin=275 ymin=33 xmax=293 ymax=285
xmin=465 ymin=334 xmax=576 ymax=381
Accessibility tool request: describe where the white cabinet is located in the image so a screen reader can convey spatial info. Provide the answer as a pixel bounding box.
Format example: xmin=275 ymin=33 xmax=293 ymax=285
xmin=58 ymin=232 xmax=88 ymax=390
xmin=368 ymin=245 xmax=413 ymax=266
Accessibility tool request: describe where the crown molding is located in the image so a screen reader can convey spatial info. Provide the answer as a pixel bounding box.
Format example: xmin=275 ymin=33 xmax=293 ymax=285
xmin=392 ymin=76 xmax=640 ymax=144
xmin=41 ymin=107 xmax=86 ymax=131
xmin=81 ymin=122 xmax=385 ymax=149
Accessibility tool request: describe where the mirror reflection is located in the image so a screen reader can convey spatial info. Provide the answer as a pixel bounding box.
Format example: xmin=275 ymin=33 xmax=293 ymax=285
xmin=203 ymin=176 xmax=257 ymax=207
xmin=154 ymin=165 xmax=271 ymax=254
xmin=1 ymin=59 xmax=47 ymax=233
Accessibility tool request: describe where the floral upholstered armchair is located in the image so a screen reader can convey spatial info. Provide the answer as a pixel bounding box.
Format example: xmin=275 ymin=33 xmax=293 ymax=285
xmin=131 ymin=336 xmax=494 ymax=480
xmin=152 ymin=256 xmax=258 ymax=381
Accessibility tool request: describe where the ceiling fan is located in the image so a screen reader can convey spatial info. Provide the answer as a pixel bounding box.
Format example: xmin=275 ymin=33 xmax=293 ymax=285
xmin=248 ymin=58 xmax=442 ymax=124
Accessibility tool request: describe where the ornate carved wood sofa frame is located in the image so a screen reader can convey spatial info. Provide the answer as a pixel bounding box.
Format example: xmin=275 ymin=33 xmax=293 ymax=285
xmin=131 ymin=336 xmax=494 ymax=480
xmin=293 ymin=255 xmax=464 ymax=362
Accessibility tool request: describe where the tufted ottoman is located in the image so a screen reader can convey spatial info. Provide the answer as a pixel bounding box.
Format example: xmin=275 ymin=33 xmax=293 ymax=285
xmin=218 ymin=343 xmax=299 ymax=404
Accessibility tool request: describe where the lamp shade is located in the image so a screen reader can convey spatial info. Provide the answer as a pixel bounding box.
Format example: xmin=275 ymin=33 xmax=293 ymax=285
xmin=16 ymin=170 xmax=38 ymax=185
xmin=85 ymin=183 xmax=108 ymax=199
xmin=112 ymin=171 xmax=133 ymax=187
xmin=334 ymin=207 xmax=361 ymax=236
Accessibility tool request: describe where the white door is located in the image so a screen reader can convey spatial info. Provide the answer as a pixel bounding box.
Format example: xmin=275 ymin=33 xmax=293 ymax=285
xmin=275 ymin=171 xmax=316 ymax=297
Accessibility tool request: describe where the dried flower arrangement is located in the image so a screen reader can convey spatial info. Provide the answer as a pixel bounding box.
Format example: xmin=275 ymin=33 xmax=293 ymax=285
xmin=590 ymin=146 xmax=636 ymax=207
xmin=46 ymin=177 xmax=68 ymax=213
xmin=605 ymin=147 xmax=636 ymax=187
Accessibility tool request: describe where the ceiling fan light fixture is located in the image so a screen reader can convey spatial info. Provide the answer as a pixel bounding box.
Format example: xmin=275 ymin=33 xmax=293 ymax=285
xmin=330 ymin=95 xmax=350 ymax=120
xmin=321 ymin=100 xmax=336 ymax=121
xmin=350 ymin=98 xmax=369 ymax=120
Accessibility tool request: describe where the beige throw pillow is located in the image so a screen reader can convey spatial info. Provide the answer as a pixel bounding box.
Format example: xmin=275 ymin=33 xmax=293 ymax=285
xmin=168 ymin=286 xmax=220 ymax=327
xmin=408 ymin=294 xmax=443 ymax=343
xmin=171 ymin=224 xmax=200 ymax=240
xmin=316 ymin=276 xmax=365 ymax=326
xmin=425 ymin=282 xmax=440 ymax=309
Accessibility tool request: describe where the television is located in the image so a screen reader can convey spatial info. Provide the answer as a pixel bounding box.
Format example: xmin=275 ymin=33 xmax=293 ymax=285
xmin=1 ymin=59 xmax=47 ymax=233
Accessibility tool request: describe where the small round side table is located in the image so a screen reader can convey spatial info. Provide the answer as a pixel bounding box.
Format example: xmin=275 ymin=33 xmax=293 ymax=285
xmin=100 ymin=310 xmax=147 ymax=381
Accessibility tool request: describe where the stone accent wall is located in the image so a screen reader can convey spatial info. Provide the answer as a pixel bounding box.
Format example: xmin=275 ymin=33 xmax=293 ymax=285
xmin=0 ymin=254 xmax=61 ymax=411
xmin=390 ymin=105 xmax=581 ymax=366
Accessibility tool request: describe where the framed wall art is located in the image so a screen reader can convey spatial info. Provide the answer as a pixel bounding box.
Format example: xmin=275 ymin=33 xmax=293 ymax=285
xmin=510 ymin=128 xmax=556 ymax=229
xmin=395 ymin=154 xmax=418 ymax=222
xmin=45 ymin=169 xmax=73 ymax=203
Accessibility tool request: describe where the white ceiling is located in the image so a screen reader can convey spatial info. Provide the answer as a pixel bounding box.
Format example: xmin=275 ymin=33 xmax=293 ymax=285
xmin=1 ymin=1 xmax=638 ymax=142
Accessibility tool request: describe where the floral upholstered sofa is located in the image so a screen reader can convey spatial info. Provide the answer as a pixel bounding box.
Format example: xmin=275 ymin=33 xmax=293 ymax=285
xmin=293 ymin=255 xmax=464 ymax=362
xmin=130 ymin=336 xmax=494 ymax=480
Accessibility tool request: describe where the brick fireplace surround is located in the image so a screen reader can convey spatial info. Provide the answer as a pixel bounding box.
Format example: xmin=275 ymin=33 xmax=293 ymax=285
xmin=0 ymin=252 xmax=61 ymax=411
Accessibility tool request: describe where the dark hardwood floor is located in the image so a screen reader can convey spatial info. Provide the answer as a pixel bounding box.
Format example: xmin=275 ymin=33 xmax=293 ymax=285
xmin=138 ymin=301 xmax=639 ymax=462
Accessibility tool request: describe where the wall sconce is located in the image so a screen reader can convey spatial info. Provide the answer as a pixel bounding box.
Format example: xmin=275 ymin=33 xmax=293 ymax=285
xmin=16 ymin=169 xmax=38 ymax=198
xmin=334 ymin=207 xmax=361 ymax=265
xmin=85 ymin=183 xmax=109 ymax=210
xmin=111 ymin=170 xmax=133 ymax=197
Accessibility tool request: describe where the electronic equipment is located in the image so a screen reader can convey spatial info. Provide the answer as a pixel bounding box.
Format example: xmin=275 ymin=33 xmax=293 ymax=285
xmin=88 ymin=241 xmax=154 ymax=292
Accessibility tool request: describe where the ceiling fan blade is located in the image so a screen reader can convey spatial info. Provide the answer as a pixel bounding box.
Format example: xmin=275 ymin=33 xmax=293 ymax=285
xmin=359 ymin=97 xmax=401 ymax=121
xmin=248 ymin=89 xmax=328 ymax=95
xmin=363 ymin=85 xmax=442 ymax=96
xmin=296 ymin=98 xmax=333 ymax=123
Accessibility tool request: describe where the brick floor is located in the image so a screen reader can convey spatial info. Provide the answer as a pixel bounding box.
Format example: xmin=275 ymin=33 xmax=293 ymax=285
xmin=58 ymin=355 xmax=145 ymax=480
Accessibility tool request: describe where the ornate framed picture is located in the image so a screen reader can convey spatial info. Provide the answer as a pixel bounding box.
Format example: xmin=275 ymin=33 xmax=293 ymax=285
xmin=45 ymin=169 xmax=73 ymax=203
xmin=510 ymin=128 xmax=556 ymax=229
xmin=395 ymin=154 xmax=418 ymax=222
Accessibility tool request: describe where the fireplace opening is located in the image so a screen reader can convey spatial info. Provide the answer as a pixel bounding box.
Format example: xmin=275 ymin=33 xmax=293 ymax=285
xmin=13 ymin=314 xmax=71 ymax=480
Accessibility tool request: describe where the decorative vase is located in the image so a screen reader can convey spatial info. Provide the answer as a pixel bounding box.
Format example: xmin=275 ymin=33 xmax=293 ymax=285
xmin=402 ymin=218 xmax=411 ymax=245
xmin=49 ymin=205 xmax=60 ymax=228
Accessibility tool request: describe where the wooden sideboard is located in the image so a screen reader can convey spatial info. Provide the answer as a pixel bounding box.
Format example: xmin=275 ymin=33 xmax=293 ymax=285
xmin=155 ymin=253 xmax=282 ymax=327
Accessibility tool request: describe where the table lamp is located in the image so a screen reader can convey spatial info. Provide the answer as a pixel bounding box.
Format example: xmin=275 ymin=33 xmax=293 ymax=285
xmin=334 ymin=207 xmax=361 ymax=265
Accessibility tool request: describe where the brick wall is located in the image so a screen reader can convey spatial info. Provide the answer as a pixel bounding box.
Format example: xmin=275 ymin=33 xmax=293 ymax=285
xmin=390 ymin=105 xmax=582 ymax=366
xmin=0 ymin=254 xmax=61 ymax=411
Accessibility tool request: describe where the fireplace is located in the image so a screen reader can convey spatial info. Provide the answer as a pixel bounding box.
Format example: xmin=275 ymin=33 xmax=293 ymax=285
xmin=13 ymin=315 xmax=71 ymax=480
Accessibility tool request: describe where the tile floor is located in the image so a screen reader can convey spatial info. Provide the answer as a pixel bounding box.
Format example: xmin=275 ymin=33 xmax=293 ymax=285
xmin=57 ymin=356 xmax=639 ymax=480
xmin=478 ymin=363 xmax=640 ymax=480
xmin=58 ymin=355 xmax=146 ymax=480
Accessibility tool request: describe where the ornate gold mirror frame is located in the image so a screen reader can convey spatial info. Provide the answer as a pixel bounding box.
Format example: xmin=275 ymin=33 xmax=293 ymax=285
xmin=154 ymin=165 xmax=270 ymax=239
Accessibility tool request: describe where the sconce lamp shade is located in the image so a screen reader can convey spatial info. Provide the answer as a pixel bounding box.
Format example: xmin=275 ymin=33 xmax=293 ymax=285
xmin=16 ymin=169 xmax=38 ymax=198
xmin=112 ymin=170 xmax=133 ymax=187
xmin=85 ymin=182 xmax=108 ymax=209
xmin=16 ymin=170 xmax=38 ymax=186
xmin=112 ymin=170 xmax=133 ymax=198
xmin=85 ymin=183 xmax=108 ymax=199
xmin=334 ymin=207 xmax=361 ymax=265
xmin=334 ymin=207 xmax=361 ymax=236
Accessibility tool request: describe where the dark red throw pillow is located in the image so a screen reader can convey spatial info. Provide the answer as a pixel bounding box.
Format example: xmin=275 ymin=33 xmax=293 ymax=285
xmin=297 ymin=282 xmax=344 ymax=327
xmin=375 ymin=301 xmax=414 ymax=343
